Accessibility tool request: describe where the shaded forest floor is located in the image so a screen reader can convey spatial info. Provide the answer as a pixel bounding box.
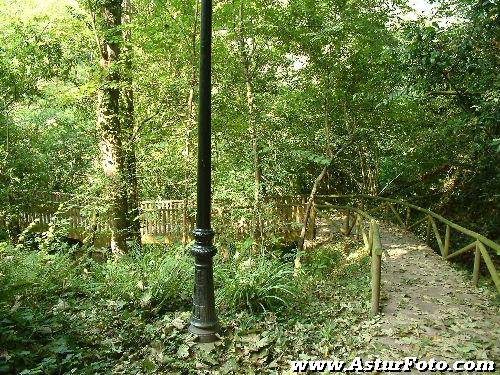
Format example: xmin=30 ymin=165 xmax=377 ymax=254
xmin=0 ymin=220 xmax=498 ymax=374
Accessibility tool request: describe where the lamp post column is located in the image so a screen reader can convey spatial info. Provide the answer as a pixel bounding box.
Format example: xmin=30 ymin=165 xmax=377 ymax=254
xmin=189 ymin=0 xmax=218 ymax=343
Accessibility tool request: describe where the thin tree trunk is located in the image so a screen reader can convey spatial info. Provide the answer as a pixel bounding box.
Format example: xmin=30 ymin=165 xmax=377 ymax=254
xmin=245 ymin=71 xmax=263 ymax=243
xmin=359 ymin=148 xmax=369 ymax=194
xmin=295 ymin=98 xmax=355 ymax=272
xmin=297 ymin=165 xmax=328 ymax=249
xmin=360 ymin=146 xmax=379 ymax=196
xmin=239 ymin=4 xmax=263 ymax=245
xmin=296 ymin=93 xmax=334 ymax=249
xmin=367 ymin=160 xmax=377 ymax=195
xmin=295 ymin=96 xmax=333 ymax=271
xmin=296 ymin=93 xmax=334 ymax=252
xmin=122 ymin=0 xmax=141 ymax=244
xmin=97 ymin=0 xmax=128 ymax=254
xmin=324 ymin=95 xmax=333 ymax=191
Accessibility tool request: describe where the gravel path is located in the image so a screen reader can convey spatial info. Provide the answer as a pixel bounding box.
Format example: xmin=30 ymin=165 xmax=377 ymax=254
xmin=366 ymin=223 xmax=500 ymax=369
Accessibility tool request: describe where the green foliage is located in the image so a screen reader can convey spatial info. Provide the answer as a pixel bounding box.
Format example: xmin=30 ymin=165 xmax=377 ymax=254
xmin=301 ymin=242 xmax=344 ymax=277
xmin=0 ymin=242 xmax=193 ymax=373
xmin=2 ymin=0 xmax=497 ymax=242
xmin=93 ymin=245 xmax=193 ymax=313
xmin=0 ymin=0 xmax=498 ymax=372
xmin=0 ymin=238 xmax=376 ymax=373
xmin=217 ymin=256 xmax=298 ymax=313
xmin=0 ymin=244 xmax=81 ymax=301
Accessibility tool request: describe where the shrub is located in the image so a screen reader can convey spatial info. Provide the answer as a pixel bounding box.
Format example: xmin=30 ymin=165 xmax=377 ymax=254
xmin=0 ymin=244 xmax=87 ymax=302
xmin=0 ymin=242 xmax=194 ymax=313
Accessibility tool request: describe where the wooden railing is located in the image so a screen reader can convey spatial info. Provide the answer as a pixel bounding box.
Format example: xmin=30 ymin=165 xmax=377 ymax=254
xmin=317 ymin=195 xmax=500 ymax=295
xmin=315 ymin=202 xmax=384 ymax=315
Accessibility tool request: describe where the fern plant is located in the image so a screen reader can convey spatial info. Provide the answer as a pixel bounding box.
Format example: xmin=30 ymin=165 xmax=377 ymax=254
xmin=216 ymin=257 xmax=297 ymax=313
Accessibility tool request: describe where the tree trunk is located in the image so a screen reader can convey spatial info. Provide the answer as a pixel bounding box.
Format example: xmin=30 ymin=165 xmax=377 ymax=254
xmin=293 ymin=164 xmax=327 ymax=274
xmin=297 ymin=165 xmax=327 ymax=250
xmin=239 ymin=4 xmax=263 ymax=245
xmin=359 ymin=149 xmax=368 ymax=194
xmin=295 ymin=96 xmax=333 ymax=272
xmin=97 ymin=0 xmax=128 ymax=254
xmin=122 ymin=0 xmax=141 ymax=244
xmin=245 ymin=72 xmax=263 ymax=244
xmin=294 ymin=95 xmax=356 ymax=273
xmin=367 ymin=159 xmax=379 ymax=195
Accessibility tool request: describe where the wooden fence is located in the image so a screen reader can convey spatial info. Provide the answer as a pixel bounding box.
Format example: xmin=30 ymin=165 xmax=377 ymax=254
xmin=11 ymin=192 xmax=499 ymax=313
xmin=15 ymin=194 xmax=313 ymax=246
xmin=315 ymin=201 xmax=384 ymax=315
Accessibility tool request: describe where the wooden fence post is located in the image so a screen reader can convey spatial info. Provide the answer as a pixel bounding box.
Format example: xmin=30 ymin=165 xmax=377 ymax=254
xmin=356 ymin=214 xmax=361 ymax=241
xmin=362 ymin=226 xmax=368 ymax=250
xmin=443 ymin=225 xmax=451 ymax=258
xmin=405 ymin=207 xmax=411 ymax=229
xmin=472 ymin=242 xmax=481 ymax=286
xmin=371 ymin=220 xmax=382 ymax=316
xmin=476 ymin=242 xmax=500 ymax=293
xmin=426 ymin=216 xmax=431 ymax=246
xmin=343 ymin=210 xmax=350 ymax=236
xmin=365 ymin=219 xmax=373 ymax=252
xmin=429 ymin=217 xmax=444 ymax=256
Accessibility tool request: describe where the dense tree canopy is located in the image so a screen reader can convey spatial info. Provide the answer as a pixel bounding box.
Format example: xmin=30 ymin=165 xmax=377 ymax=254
xmin=2 ymin=0 xmax=497 ymax=240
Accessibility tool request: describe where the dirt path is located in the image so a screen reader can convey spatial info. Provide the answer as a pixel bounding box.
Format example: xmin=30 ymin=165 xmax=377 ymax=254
xmin=365 ymin=223 xmax=500 ymax=367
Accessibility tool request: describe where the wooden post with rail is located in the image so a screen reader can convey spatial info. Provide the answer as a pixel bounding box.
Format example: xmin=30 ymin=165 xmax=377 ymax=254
xmin=371 ymin=220 xmax=383 ymax=316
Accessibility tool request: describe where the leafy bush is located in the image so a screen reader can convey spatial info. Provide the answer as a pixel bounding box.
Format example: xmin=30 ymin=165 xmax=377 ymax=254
xmin=0 ymin=243 xmax=193 ymax=312
xmin=216 ymin=257 xmax=297 ymax=313
xmin=0 ymin=237 xmax=377 ymax=373
xmin=0 ymin=242 xmax=195 ymax=373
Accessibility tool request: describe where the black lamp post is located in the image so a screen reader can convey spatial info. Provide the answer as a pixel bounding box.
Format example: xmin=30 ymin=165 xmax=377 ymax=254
xmin=188 ymin=0 xmax=218 ymax=343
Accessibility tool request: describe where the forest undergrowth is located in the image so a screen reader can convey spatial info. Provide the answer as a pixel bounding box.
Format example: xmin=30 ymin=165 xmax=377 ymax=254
xmin=0 ymin=238 xmax=372 ymax=374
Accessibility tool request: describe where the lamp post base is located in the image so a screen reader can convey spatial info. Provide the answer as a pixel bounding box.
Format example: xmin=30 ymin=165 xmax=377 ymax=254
xmin=190 ymin=228 xmax=218 ymax=343
xmin=188 ymin=323 xmax=219 ymax=343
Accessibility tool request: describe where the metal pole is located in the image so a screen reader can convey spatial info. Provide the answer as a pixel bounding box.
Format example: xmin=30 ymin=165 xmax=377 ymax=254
xmin=189 ymin=0 xmax=218 ymax=343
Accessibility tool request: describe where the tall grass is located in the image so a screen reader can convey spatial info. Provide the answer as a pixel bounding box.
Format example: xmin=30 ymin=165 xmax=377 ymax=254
xmin=1 ymin=242 xmax=300 ymax=316
xmin=216 ymin=256 xmax=298 ymax=313
xmin=92 ymin=246 xmax=194 ymax=312
xmin=301 ymin=242 xmax=344 ymax=277
xmin=0 ymin=243 xmax=193 ymax=313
